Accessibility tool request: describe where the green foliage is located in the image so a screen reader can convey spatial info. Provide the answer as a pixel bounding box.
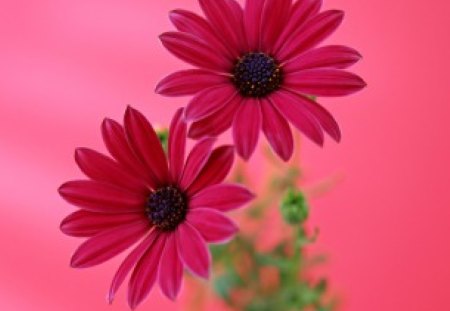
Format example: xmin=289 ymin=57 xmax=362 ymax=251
xmin=208 ymin=156 xmax=336 ymax=311
xmin=211 ymin=224 xmax=335 ymax=311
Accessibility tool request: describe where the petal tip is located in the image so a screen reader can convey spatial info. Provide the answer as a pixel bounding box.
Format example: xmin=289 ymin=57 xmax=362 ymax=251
xmin=57 ymin=183 xmax=69 ymax=197
xmin=333 ymin=10 xmax=345 ymax=18
xmin=183 ymin=109 xmax=196 ymax=123
xmin=101 ymin=118 xmax=116 ymax=132
xmin=158 ymin=32 xmax=171 ymax=42
xmin=70 ymin=256 xmax=81 ymax=268
xmin=125 ymin=105 xmax=135 ymax=115
xmin=248 ymin=191 xmax=256 ymax=201
xmin=154 ymin=80 xmax=168 ymax=95
xmin=107 ymin=292 xmax=114 ymax=305
xmin=238 ymin=150 xmax=252 ymax=161
xmin=280 ymin=153 xmax=293 ymax=162
xmin=187 ymin=125 xmax=203 ymax=140
xmin=168 ymin=10 xmax=181 ymax=22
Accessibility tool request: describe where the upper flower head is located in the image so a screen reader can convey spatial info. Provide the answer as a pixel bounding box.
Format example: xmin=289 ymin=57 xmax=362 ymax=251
xmin=58 ymin=106 xmax=254 ymax=309
xmin=156 ymin=0 xmax=366 ymax=161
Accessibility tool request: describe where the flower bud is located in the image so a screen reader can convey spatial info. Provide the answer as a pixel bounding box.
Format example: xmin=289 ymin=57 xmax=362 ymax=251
xmin=156 ymin=127 xmax=169 ymax=153
xmin=280 ymin=188 xmax=309 ymax=225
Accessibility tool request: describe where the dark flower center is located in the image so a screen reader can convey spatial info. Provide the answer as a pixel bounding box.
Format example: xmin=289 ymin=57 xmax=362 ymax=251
xmin=232 ymin=52 xmax=283 ymax=98
xmin=146 ymin=186 xmax=187 ymax=231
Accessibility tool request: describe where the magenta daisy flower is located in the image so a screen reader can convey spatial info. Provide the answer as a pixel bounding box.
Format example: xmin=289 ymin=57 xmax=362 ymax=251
xmin=156 ymin=0 xmax=366 ymax=161
xmin=58 ymin=107 xmax=254 ymax=309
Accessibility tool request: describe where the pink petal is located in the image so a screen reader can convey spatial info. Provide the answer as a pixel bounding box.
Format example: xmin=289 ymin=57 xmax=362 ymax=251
xmin=179 ymin=137 xmax=216 ymax=190
xmin=261 ymin=98 xmax=294 ymax=161
xmin=269 ymin=90 xmax=324 ymax=146
xmin=284 ymin=45 xmax=362 ymax=72
xmin=278 ymin=10 xmax=344 ymax=62
xmin=199 ymin=0 xmax=247 ymax=56
xmin=233 ymin=99 xmax=262 ymax=160
xmin=187 ymin=208 xmax=238 ymax=243
xmin=58 ymin=180 xmax=146 ymax=214
xmin=158 ymin=234 xmax=183 ymax=301
xmin=169 ymin=9 xmax=234 ymax=60
xmin=102 ymin=118 xmax=154 ymax=188
xmin=261 ymin=0 xmax=292 ymax=53
xmin=190 ymin=183 xmax=255 ymax=212
xmin=176 ymin=222 xmax=210 ymax=279
xmin=128 ymin=233 xmax=166 ymax=310
xmin=108 ymin=230 xmax=159 ymax=304
xmin=124 ymin=106 xmax=169 ymax=186
xmin=155 ymin=69 xmax=229 ymax=97
xmin=284 ymin=68 xmax=367 ymax=97
xmin=285 ymin=90 xmax=341 ymax=142
xmin=61 ymin=210 xmax=145 ymax=237
xmin=75 ymin=148 xmax=148 ymax=195
xmin=188 ymin=95 xmax=241 ymax=139
xmin=187 ymin=145 xmax=235 ymax=196
xmin=185 ymin=85 xmax=237 ymax=122
xmin=244 ymin=0 xmax=265 ymax=50
xmin=273 ymin=0 xmax=322 ymax=54
xmin=70 ymin=219 xmax=149 ymax=268
xmin=168 ymin=108 xmax=187 ymax=183
xmin=160 ymin=32 xmax=231 ymax=72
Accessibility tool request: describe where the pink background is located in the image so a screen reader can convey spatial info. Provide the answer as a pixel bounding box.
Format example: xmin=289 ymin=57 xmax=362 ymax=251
xmin=1 ymin=0 xmax=449 ymax=310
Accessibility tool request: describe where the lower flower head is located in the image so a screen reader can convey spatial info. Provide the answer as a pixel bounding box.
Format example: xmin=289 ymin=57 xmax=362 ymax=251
xmin=59 ymin=106 xmax=254 ymax=309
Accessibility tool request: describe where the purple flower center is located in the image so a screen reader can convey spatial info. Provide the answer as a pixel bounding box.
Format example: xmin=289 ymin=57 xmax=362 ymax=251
xmin=232 ymin=52 xmax=283 ymax=98
xmin=146 ymin=186 xmax=187 ymax=231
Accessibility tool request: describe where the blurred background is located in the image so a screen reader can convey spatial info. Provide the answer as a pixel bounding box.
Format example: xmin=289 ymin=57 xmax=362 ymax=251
xmin=1 ymin=0 xmax=450 ymax=310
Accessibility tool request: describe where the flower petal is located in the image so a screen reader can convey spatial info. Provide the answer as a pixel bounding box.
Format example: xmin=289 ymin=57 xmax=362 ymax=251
xmin=168 ymin=108 xmax=187 ymax=184
xmin=273 ymin=0 xmax=322 ymax=54
xmin=233 ymin=99 xmax=262 ymax=160
xmin=284 ymin=45 xmax=362 ymax=72
xmin=179 ymin=137 xmax=216 ymax=190
xmin=160 ymin=32 xmax=231 ymax=72
xmin=199 ymin=0 xmax=247 ymax=56
xmin=58 ymin=180 xmax=146 ymax=213
xmin=177 ymin=222 xmax=210 ymax=279
xmin=158 ymin=234 xmax=183 ymax=301
xmin=284 ymin=68 xmax=367 ymax=97
xmin=60 ymin=210 xmax=145 ymax=237
xmin=261 ymin=98 xmax=294 ymax=161
xmin=128 ymin=233 xmax=166 ymax=310
xmin=188 ymin=95 xmax=241 ymax=139
xmin=190 ymin=183 xmax=255 ymax=212
xmin=108 ymin=230 xmax=159 ymax=304
xmin=261 ymin=0 xmax=292 ymax=53
xmin=285 ymin=90 xmax=341 ymax=142
xmin=187 ymin=208 xmax=238 ymax=243
xmin=75 ymin=148 xmax=148 ymax=195
xmin=185 ymin=85 xmax=237 ymax=122
xmin=155 ymin=69 xmax=229 ymax=97
xmin=244 ymin=0 xmax=265 ymax=50
xmin=70 ymin=219 xmax=149 ymax=268
xmin=187 ymin=145 xmax=235 ymax=196
xmin=270 ymin=90 xmax=324 ymax=146
xmin=169 ymin=9 xmax=234 ymax=60
xmin=124 ymin=106 xmax=169 ymax=186
xmin=278 ymin=10 xmax=344 ymax=62
xmin=102 ymin=118 xmax=154 ymax=188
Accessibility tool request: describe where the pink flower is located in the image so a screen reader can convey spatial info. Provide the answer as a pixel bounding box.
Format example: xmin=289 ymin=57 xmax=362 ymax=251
xmin=156 ymin=0 xmax=367 ymax=161
xmin=59 ymin=107 xmax=254 ymax=309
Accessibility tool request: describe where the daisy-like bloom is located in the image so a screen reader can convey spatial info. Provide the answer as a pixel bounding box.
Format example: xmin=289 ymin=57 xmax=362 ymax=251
xmin=59 ymin=107 xmax=254 ymax=309
xmin=156 ymin=0 xmax=367 ymax=161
